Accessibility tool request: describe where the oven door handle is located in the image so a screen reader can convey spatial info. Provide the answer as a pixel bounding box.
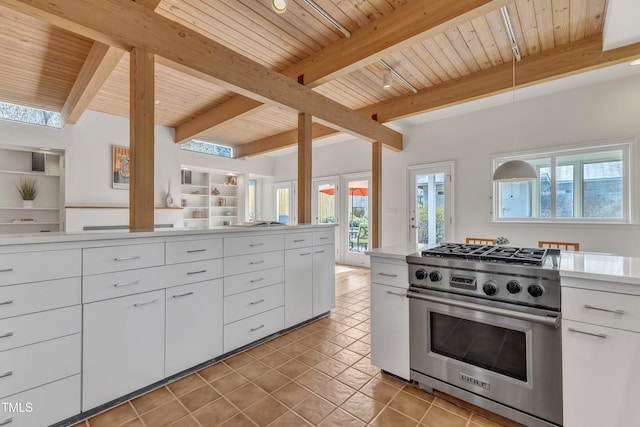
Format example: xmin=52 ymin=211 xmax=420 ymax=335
xmin=406 ymin=290 xmax=560 ymax=328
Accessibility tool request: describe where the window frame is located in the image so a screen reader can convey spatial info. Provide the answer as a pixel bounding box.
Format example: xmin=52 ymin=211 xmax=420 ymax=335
xmin=491 ymin=140 xmax=635 ymax=224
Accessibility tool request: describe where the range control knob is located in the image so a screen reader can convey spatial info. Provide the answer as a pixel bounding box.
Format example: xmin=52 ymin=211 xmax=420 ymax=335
xmin=482 ymin=282 xmax=498 ymax=296
xmin=506 ymin=280 xmax=522 ymax=294
xmin=415 ymin=269 xmax=427 ymax=280
xmin=528 ymin=284 xmax=545 ymax=298
xmin=429 ymin=271 xmax=443 ymax=282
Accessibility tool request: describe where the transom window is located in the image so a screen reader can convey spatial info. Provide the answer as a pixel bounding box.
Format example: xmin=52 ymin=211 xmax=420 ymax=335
xmin=181 ymin=140 xmax=233 ymax=158
xmin=0 ymin=102 xmax=62 ymax=128
xmin=493 ymin=141 xmax=633 ymax=223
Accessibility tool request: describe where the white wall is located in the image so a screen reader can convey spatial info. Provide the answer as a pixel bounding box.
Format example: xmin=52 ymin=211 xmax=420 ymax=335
xmin=273 ymin=74 xmax=640 ymax=257
xmin=0 ymin=109 xmax=275 ymax=228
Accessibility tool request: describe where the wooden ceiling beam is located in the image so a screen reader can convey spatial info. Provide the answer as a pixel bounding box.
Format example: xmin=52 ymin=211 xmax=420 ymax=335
xmin=2 ymin=0 xmax=400 ymax=148
xmin=234 ymin=34 xmax=640 ymax=157
xmin=175 ymin=0 xmax=507 ymax=143
xmin=60 ymin=0 xmax=162 ymax=125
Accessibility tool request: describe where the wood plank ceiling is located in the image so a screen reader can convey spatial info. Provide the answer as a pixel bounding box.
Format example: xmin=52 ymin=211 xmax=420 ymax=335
xmin=0 ymin=0 xmax=631 ymax=156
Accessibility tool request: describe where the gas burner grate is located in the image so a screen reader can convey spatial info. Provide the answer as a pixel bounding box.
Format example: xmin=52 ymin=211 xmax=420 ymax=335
xmin=422 ymin=243 xmax=552 ymax=266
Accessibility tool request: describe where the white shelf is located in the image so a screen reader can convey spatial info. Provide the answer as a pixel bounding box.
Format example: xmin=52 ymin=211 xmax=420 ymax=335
xmin=212 ymin=195 xmax=237 ymax=199
xmin=181 ymin=193 xmax=208 ymax=197
xmin=182 ymin=206 xmax=209 ymax=209
xmin=0 ymin=222 xmax=60 ymax=226
xmin=184 ymin=218 xmax=209 ymax=221
xmin=0 ymin=170 xmax=60 ymax=177
xmin=0 ymin=207 xmax=59 ymax=211
xmin=211 ymin=215 xmax=238 ymax=218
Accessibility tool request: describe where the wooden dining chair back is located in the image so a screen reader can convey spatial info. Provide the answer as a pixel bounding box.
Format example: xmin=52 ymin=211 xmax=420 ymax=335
xmin=466 ymin=237 xmax=496 ymax=245
xmin=538 ymin=241 xmax=580 ymax=251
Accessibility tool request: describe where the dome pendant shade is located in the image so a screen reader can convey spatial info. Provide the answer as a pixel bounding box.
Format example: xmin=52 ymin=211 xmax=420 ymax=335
xmin=272 ymin=0 xmax=287 ymax=13
xmin=492 ymin=160 xmax=537 ymax=182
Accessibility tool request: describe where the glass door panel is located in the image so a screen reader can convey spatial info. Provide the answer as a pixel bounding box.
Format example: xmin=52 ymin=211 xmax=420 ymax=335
xmin=409 ymin=164 xmax=452 ymax=246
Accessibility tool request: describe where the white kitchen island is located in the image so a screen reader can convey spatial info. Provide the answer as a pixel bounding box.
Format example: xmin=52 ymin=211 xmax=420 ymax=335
xmin=367 ymin=247 xmax=640 ymax=427
xmin=0 ymin=224 xmax=336 ymax=427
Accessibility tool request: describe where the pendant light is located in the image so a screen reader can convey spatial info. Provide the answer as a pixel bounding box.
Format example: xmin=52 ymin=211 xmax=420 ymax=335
xmin=272 ymin=0 xmax=287 ymax=14
xmin=492 ymin=9 xmax=537 ymax=182
xmin=382 ymin=71 xmax=392 ymax=90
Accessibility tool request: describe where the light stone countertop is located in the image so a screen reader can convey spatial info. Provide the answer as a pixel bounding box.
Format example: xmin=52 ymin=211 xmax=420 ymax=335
xmin=0 ymin=223 xmax=336 ymax=247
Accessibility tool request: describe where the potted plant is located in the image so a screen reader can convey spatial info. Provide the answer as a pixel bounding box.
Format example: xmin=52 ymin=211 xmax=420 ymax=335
xmin=16 ymin=178 xmax=38 ymax=208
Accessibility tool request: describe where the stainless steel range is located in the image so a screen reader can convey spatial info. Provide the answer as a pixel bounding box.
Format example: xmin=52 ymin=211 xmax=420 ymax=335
xmin=406 ymin=243 xmax=562 ymax=427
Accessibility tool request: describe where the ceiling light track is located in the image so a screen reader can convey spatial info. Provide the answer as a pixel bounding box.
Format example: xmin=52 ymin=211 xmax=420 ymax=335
xmin=303 ymin=0 xmax=351 ymax=38
xmin=500 ymin=6 xmax=521 ymax=62
xmin=378 ymin=60 xmax=418 ymax=93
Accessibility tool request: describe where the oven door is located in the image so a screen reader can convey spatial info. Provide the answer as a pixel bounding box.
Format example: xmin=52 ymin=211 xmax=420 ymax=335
xmin=408 ymin=289 xmax=562 ymax=426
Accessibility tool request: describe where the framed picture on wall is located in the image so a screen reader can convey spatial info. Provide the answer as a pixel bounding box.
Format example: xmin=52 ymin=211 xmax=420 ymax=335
xmin=112 ymin=145 xmax=130 ymax=189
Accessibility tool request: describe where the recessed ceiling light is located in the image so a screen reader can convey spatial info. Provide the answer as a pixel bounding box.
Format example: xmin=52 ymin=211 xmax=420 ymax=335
xmin=154 ymin=99 xmax=160 ymax=105
xmin=630 ymin=59 xmax=640 ymax=66
xmin=272 ymin=0 xmax=287 ymax=14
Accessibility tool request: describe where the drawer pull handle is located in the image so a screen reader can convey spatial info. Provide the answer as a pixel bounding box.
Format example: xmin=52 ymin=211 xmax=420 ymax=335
xmin=114 ymin=280 xmax=141 ymax=288
xmin=379 ymin=273 xmax=398 ymax=277
xmin=386 ymin=290 xmax=406 ymax=297
xmin=584 ymin=304 xmax=625 ymax=315
xmin=0 ymin=300 xmax=13 ymax=306
xmin=320 ymin=237 xmax=330 ymax=240
xmin=187 ymin=249 xmax=207 ymax=253
xmin=249 ymin=243 xmax=265 ymax=247
xmin=568 ymin=327 xmax=607 ymax=339
xmin=0 ymin=417 xmax=13 ymax=426
xmin=315 ymin=250 xmax=325 ymax=254
xmin=0 ymin=268 xmax=13 ymax=273
xmin=293 ymin=239 xmax=306 ymax=242
xmin=0 ymin=371 xmax=13 ymax=379
xmin=250 ymin=299 xmax=265 ymax=305
xmin=250 ymin=278 xmax=265 ymax=283
xmin=134 ymin=299 xmax=159 ymax=307
xmin=114 ymin=256 xmax=141 ymax=261
xmin=250 ymin=260 xmax=264 ymax=265
xmin=187 ymin=270 xmax=207 ymax=275
xmin=172 ymin=292 xmax=195 ymax=299
xmin=300 ymin=252 xmax=311 ymax=256
xmin=250 ymin=324 xmax=265 ymax=332
xmin=0 ymin=332 xmax=13 ymax=339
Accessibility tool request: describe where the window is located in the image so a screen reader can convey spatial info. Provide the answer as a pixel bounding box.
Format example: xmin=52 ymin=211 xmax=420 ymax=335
xmin=0 ymin=102 xmax=62 ymax=128
xmin=181 ymin=140 xmax=233 ymax=158
xmin=493 ymin=142 xmax=632 ymax=223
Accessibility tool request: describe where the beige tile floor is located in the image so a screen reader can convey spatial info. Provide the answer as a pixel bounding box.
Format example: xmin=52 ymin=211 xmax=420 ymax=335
xmin=74 ymin=265 xmax=523 ymax=427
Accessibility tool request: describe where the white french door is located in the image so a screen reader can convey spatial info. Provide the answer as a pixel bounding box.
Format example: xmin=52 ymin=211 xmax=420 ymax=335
xmin=408 ymin=162 xmax=454 ymax=246
xmin=313 ymin=176 xmax=339 ymax=261
xmin=342 ymin=173 xmax=371 ymax=267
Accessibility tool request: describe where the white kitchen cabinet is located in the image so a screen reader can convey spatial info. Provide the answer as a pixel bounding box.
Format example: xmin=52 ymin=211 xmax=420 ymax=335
xmin=562 ymin=283 xmax=640 ymax=427
xmin=312 ymin=244 xmax=335 ymax=316
xmin=284 ymin=247 xmax=313 ymax=327
xmin=165 ymin=280 xmax=223 ymax=376
xmin=370 ymin=257 xmax=410 ymax=380
xmin=82 ymin=290 xmax=165 ymax=411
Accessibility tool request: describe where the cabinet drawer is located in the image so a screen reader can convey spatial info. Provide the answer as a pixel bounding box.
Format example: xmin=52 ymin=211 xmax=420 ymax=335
xmin=563 ymin=287 xmax=640 ymax=332
xmin=168 ymin=258 xmax=223 ymax=286
xmin=224 ymin=251 xmax=284 ymax=277
xmin=0 ymin=277 xmax=80 ymax=320
xmin=224 ymin=267 xmax=284 ymax=297
xmin=371 ymin=261 xmax=408 ymax=289
xmin=0 ymin=249 xmax=80 ymax=286
xmin=284 ymin=233 xmax=312 ymax=249
xmin=224 ymin=283 xmax=284 ymax=324
xmin=223 ymin=307 xmax=284 ymax=353
xmin=166 ymin=238 xmax=223 ymax=264
xmin=83 ymin=265 xmax=168 ymax=303
xmin=0 ymin=334 xmax=80 ymax=399
xmin=0 ymin=374 xmax=80 ymax=427
xmin=83 ymin=243 xmax=165 ymax=275
xmin=0 ymin=306 xmax=81 ymax=352
xmin=224 ymin=234 xmax=284 ymax=257
xmin=313 ymin=230 xmax=335 ymax=246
